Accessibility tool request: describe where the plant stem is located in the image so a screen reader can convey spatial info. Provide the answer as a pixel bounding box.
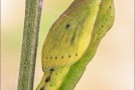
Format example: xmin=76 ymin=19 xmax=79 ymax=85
xmin=17 ymin=0 xmax=43 ymax=90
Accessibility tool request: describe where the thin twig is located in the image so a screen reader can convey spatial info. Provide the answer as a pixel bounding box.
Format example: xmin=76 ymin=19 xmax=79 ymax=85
xmin=17 ymin=0 xmax=43 ymax=90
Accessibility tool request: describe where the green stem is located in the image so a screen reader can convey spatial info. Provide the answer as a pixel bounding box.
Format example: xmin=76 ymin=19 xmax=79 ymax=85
xmin=17 ymin=0 xmax=43 ymax=90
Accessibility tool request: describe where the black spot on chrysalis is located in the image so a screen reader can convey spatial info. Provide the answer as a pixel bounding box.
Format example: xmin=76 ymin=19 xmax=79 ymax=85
xmin=50 ymin=56 xmax=52 ymax=59
xmin=65 ymin=24 xmax=70 ymax=29
xmin=61 ymin=56 xmax=64 ymax=58
xmin=45 ymin=69 xmax=54 ymax=83
xmin=40 ymin=86 xmax=45 ymax=90
xmin=69 ymin=55 xmax=71 ymax=58
xmin=45 ymin=76 xmax=51 ymax=82
xmin=76 ymin=54 xmax=78 ymax=56
xmin=54 ymin=56 xmax=57 ymax=59
xmin=50 ymin=68 xmax=54 ymax=72
xmin=102 ymin=25 xmax=104 ymax=27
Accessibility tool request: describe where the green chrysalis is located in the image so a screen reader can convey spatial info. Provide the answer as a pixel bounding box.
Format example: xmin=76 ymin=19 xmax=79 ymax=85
xmin=36 ymin=0 xmax=115 ymax=90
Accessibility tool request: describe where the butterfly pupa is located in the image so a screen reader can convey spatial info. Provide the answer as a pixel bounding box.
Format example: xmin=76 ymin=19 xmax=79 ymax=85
xmin=42 ymin=0 xmax=114 ymax=72
xmin=37 ymin=0 xmax=115 ymax=90
xmin=42 ymin=1 xmax=100 ymax=71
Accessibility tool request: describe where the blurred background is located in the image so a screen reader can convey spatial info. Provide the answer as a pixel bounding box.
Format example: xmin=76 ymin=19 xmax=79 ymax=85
xmin=1 ymin=0 xmax=134 ymax=90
